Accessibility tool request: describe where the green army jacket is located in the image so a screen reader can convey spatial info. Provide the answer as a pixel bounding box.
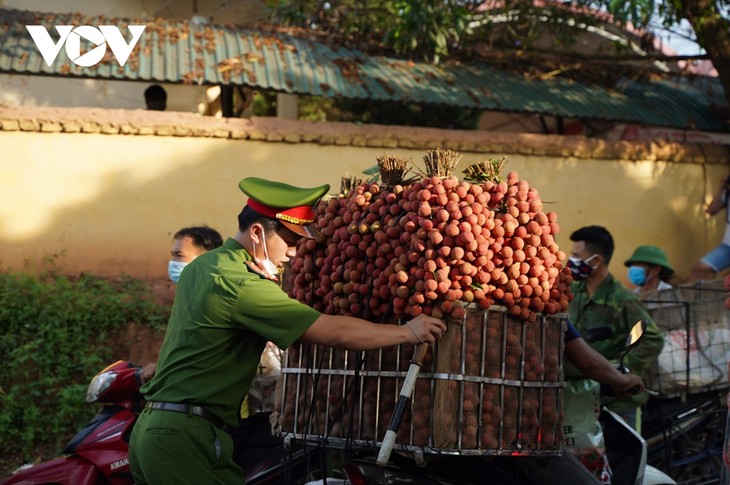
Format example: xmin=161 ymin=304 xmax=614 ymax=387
xmin=568 ymin=274 xmax=664 ymax=408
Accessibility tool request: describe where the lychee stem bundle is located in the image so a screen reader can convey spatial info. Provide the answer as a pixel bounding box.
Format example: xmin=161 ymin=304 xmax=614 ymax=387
xmin=463 ymin=157 xmax=508 ymax=183
xmin=423 ymin=148 xmax=461 ymax=178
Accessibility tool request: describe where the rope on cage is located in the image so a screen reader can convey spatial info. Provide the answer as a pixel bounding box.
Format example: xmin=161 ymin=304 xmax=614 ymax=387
xmin=309 ymin=349 xmax=329 ymax=436
xmin=327 ymin=250 xmax=388 ymax=444
xmin=296 ymin=344 xmax=337 ymax=481
xmin=323 ymin=254 xmax=374 ymax=438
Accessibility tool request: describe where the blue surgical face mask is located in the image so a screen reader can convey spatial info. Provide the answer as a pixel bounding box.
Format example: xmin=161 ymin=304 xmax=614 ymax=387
xmin=567 ymin=254 xmax=598 ymax=281
xmin=168 ymin=260 xmax=187 ymax=284
xmin=627 ymin=265 xmax=647 ymax=286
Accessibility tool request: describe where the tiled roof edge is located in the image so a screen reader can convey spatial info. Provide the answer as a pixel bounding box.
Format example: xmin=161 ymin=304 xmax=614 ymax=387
xmin=1 ymin=106 xmax=727 ymax=164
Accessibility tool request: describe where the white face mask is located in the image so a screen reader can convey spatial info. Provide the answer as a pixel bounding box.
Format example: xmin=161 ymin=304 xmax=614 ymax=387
xmin=257 ymin=230 xmax=279 ymax=277
xmin=168 ymin=260 xmax=187 ymax=284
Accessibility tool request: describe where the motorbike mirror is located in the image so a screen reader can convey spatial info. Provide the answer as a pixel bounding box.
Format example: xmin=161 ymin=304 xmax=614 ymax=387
xmin=625 ymin=319 xmax=647 ymax=349
xmin=582 ymin=326 xmax=614 ymax=343
xmin=618 ymin=319 xmax=647 ymax=371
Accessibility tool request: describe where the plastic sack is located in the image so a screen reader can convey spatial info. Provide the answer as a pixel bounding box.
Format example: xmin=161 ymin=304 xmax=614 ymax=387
xmin=563 ymin=377 xmax=612 ymax=484
xmin=641 ymin=285 xmax=730 ymax=397
xmin=247 ymin=342 xmax=283 ymax=415
xmin=649 ymin=326 xmax=730 ymax=395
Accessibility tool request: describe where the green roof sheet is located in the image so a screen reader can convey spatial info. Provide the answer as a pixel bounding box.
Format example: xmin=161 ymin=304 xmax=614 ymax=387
xmin=0 ymin=7 xmax=726 ymax=132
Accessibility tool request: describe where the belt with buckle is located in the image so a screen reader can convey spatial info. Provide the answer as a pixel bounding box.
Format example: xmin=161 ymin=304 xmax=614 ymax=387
xmin=145 ymin=401 xmax=230 ymax=432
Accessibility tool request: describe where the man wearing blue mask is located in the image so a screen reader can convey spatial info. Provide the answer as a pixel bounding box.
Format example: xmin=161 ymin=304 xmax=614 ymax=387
xmin=168 ymin=225 xmax=223 ymax=283
xmin=566 ymin=225 xmax=664 ymax=430
xmin=624 ymin=245 xmax=675 ymax=295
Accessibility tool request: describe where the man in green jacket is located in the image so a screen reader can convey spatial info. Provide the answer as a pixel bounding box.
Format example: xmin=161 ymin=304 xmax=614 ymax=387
xmin=566 ymin=225 xmax=664 ymax=430
xmin=129 ymin=177 xmax=447 ymax=484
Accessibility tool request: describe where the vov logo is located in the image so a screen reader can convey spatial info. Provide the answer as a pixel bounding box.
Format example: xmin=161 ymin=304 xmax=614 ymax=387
xmin=26 ymin=25 xmax=146 ymax=67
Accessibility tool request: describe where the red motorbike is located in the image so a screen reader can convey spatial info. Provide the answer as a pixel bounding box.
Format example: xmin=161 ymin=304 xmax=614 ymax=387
xmin=2 ymin=361 xmax=141 ymax=485
xmin=2 ymin=361 xmax=317 ymax=485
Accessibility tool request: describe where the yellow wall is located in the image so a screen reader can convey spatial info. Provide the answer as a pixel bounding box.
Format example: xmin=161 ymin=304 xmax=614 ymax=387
xmin=1 ymin=110 xmax=728 ymax=285
xmin=0 ymin=132 xmax=372 ymax=278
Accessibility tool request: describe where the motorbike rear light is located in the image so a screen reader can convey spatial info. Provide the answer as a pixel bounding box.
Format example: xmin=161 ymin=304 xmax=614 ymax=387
xmin=342 ymin=463 xmax=367 ymax=485
xmin=86 ymin=370 xmax=117 ymax=403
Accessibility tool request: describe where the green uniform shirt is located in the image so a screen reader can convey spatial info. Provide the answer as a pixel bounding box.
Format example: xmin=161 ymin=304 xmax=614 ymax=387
xmin=142 ymin=237 xmax=321 ymax=427
xmin=568 ymin=274 xmax=664 ymax=408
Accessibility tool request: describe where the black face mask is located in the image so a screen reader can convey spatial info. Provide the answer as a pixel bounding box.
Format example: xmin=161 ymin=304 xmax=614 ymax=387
xmin=567 ymin=254 xmax=598 ymax=281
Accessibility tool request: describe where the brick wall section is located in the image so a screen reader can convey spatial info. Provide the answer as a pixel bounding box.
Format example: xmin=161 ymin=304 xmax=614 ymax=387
xmin=1 ymin=105 xmax=728 ymax=164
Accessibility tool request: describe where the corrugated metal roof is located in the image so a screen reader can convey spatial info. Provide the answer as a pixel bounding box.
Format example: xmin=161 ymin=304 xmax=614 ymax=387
xmin=0 ymin=7 xmax=726 ymax=132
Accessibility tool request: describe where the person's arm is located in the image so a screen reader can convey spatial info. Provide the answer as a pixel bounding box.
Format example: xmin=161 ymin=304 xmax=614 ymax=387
xmin=565 ymin=337 xmax=645 ymax=395
xmin=706 ymin=176 xmax=728 ymax=215
xmin=300 ymin=313 xmax=446 ymax=350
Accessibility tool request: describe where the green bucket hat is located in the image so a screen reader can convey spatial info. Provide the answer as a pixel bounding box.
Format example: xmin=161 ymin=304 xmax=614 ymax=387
xmin=624 ymin=245 xmax=674 ymax=278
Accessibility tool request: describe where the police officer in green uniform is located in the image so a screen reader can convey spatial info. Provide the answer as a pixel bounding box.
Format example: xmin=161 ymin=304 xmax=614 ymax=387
xmin=129 ymin=177 xmax=447 ymax=485
xmin=566 ymin=225 xmax=664 ymax=430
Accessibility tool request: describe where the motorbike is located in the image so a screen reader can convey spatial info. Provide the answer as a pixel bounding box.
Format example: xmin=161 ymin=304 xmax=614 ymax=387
xmin=592 ymin=320 xmax=676 ymax=485
xmin=602 ymin=407 xmax=676 ymax=485
xmin=2 ymin=361 xmax=141 ymax=485
xmin=1 ymin=360 xmax=317 ymax=485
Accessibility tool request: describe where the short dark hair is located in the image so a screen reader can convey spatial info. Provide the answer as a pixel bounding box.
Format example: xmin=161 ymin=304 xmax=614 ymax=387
xmin=174 ymin=226 xmax=223 ymax=251
xmin=237 ymin=206 xmax=282 ymax=234
xmin=569 ymin=225 xmax=614 ymax=264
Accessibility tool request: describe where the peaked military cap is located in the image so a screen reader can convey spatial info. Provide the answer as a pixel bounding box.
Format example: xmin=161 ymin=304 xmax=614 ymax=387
xmin=239 ymin=177 xmax=330 ymax=238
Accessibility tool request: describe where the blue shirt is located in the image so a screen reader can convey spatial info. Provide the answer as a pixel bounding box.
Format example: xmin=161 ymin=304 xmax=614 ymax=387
xmin=565 ymin=320 xmax=580 ymax=344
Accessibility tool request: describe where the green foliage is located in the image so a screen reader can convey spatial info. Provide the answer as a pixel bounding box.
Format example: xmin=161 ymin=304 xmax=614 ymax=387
xmin=0 ymin=271 xmax=169 ymax=466
xmin=262 ymin=0 xmax=729 ymax=106
xmin=469 ymin=1 xmax=600 ymax=52
xmin=600 ymin=0 xmax=658 ymax=28
xmin=590 ymin=0 xmax=726 ymax=42
xmin=251 ymin=90 xmax=278 ymax=117
xmin=266 ymin=0 xmax=477 ymax=62
xmin=381 ymin=1 xmax=474 ymax=62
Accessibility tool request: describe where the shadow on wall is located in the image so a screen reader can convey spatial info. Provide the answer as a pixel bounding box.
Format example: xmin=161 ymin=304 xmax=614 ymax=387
xmin=610 ymin=160 xmax=713 ymax=283
xmin=0 ymin=130 xmax=378 ymax=279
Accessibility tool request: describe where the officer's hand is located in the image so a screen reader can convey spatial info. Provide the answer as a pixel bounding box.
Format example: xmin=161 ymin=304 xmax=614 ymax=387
xmin=406 ymin=314 xmax=447 ymax=344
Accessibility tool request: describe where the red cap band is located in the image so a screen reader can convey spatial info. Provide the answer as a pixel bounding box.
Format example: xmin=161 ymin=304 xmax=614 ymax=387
xmin=247 ymin=199 xmax=316 ymax=225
